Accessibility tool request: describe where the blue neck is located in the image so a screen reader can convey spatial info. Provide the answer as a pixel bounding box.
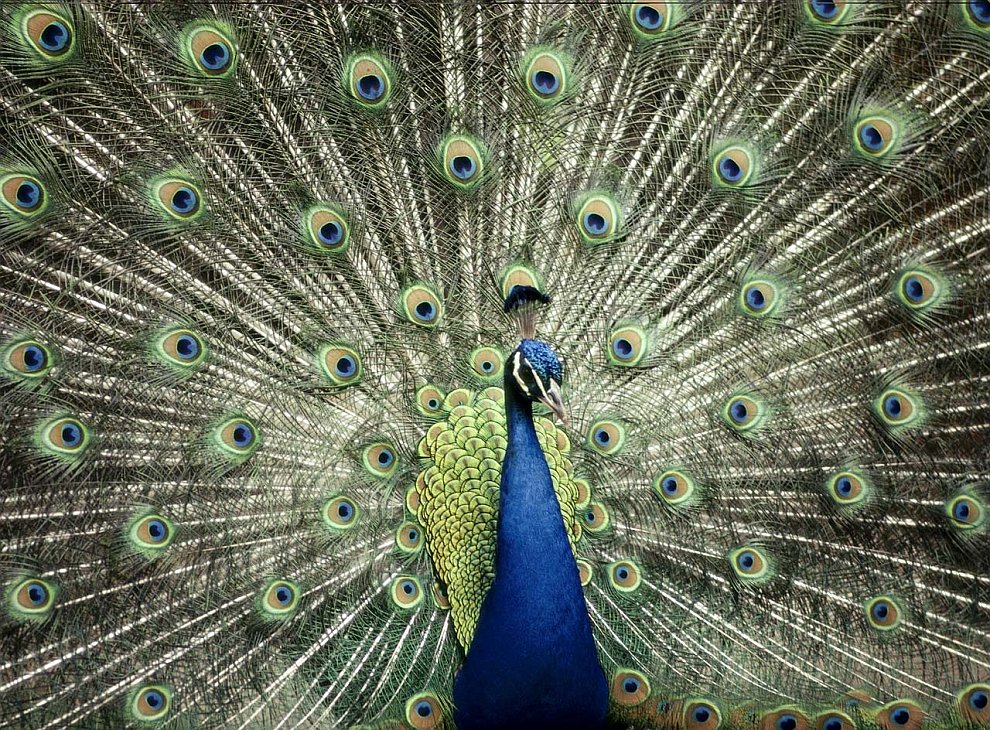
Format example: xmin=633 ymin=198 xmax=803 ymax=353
xmin=452 ymin=377 xmax=608 ymax=730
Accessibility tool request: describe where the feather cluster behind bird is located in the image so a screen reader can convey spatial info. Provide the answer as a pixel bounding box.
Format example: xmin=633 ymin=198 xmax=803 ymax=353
xmin=1 ymin=2 xmax=990 ymax=729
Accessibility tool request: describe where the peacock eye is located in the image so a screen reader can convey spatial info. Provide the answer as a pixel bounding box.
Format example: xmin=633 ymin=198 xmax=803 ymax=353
xmin=157 ymin=328 xmax=207 ymax=368
xmin=729 ymin=546 xmax=770 ymax=582
xmin=630 ymin=3 xmax=669 ymax=34
xmin=713 ymin=146 xmax=753 ymax=187
xmin=324 ymin=496 xmax=360 ymax=531
xmin=739 ymin=280 xmax=780 ymax=317
xmin=582 ymin=502 xmax=610 ymax=533
xmin=608 ymin=325 xmax=647 ymax=366
xmin=587 ymin=420 xmax=625 ymax=455
xmin=611 ymin=669 xmax=650 ymax=706
xmin=653 ymin=469 xmax=696 ymax=507
xmin=390 ymin=576 xmax=424 ymax=609
xmin=184 ymin=24 xmax=237 ymax=77
xmin=969 ymin=0 xmax=990 ymax=26
xmin=826 ymin=470 xmax=868 ymax=507
xmin=132 ymin=685 xmax=171 ymax=721
xmin=405 ymin=693 xmax=442 ymax=729
xmin=222 ymin=420 xmax=255 ymax=449
xmin=441 ymin=135 xmax=485 ymax=189
xmin=470 ymin=347 xmax=504 ymax=381
xmin=575 ymin=193 xmax=621 ymax=245
xmin=878 ymin=388 xmax=916 ymax=424
xmin=363 ymin=442 xmax=398 ymax=477
xmin=129 ymin=514 xmax=176 ymax=554
xmin=2 ymin=174 xmax=47 ymax=216
xmin=154 ymin=179 xmax=203 ymax=221
xmin=524 ymin=49 xmax=568 ymax=104
xmin=806 ymin=0 xmax=850 ymax=23
xmin=896 ymin=269 xmax=944 ymax=313
xmin=4 ymin=340 xmax=52 ymax=378
xmin=947 ymin=493 xmax=985 ymax=530
xmin=40 ymin=416 xmax=90 ymax=455
xmin=261 ymin=580 xmax=300 ymax=617
xmin=401 ymin=284 xmax=443 ymax=327
xmin=865 ymin=595 xmax=902 ymax=631
xmin=416 ymin=384 xmax=446 ymax=417
xmin=13 ymin=578 xmax=56 ymax=614
xmin=319 ymin=345 xmax=362 ymax=385
xmin=685 ymin=700 xmax=722 ymax=729
xmin=396 ymin=521 xmax=422 ymax=553
xmin=816 ymin=713 xmax=855 ymax=730
xmin=776 ymin=716 xmax=797 ymax=730
xmin=608 ymin=561 xmax=641 ymax=592
xmin=305 ymin=205 xmax=350 ymax=253
xmin=347 ymin=54 xmax=393 ymax=107
xmin=723 ymin=394 xmax=764 ymax=432
xmin=22 ymin=10 xmax=75 ymax=59
xmin=853 ymin=115 xmax=897 ymax=158
xmin=960 ymin=684 xmax=990 ymax=724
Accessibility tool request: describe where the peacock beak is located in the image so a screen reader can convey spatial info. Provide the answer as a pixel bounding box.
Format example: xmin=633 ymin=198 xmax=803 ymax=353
xmin=539 ymin=379 xmax=568 ymax=426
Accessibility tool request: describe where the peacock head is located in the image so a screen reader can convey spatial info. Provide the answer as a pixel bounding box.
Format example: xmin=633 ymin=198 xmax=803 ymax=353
xmin=504 ymin=285 xmax=566 ymax=424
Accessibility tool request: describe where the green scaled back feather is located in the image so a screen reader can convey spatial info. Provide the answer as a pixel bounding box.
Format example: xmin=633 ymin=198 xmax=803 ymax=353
xmin=1 ymin=2 xmax=989 ymax=729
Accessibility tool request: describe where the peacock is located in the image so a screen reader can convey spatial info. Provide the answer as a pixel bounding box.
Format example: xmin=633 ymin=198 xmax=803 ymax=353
xmin=2 ymin=1 xmax=990 ymax=728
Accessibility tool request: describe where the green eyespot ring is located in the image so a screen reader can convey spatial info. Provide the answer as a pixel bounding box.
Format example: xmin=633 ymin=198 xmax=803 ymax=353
xmin=3 ymin=339 xmax=53 ymax=379
xmin=260 ymin=579 xmax=300 ymax=617
xmin=130 ymin=684 xmax=172 ymax=723
xmin=20 ymin=9 xmax=76 ymax=61
xmin=182 ymin=22 xmax=237 ymax=78
xmin=611 ymin=668 xmax=651 ymax=706
xmin=390 ymin=576 xmax=423 ymax=609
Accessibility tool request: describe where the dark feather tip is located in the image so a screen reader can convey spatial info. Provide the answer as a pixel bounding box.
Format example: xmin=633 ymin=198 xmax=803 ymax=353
xmin=504 ymin=285 xmax=550 ymax=313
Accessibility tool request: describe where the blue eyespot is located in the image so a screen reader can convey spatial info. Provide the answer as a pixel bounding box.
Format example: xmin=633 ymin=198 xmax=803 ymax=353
xmin=61 ymin=423 xmax=82 ymax=448
xmin=954 ymin=500 xmax=971 ymax=520
xmin=414 ymin=301 xmax=436 ymax=322
xmin=275 ymin=585 xmax=293 ymax=606
xmin=890 ymin=706 xmax=910 ymax=726
xmin=859 ymin=124 xmax=884 ymax=151
xmin=531 ymin=70 xmax=559 ymax=97
xmin=146 ymin=519 xmax=168 ymax=543
xmin=593 ymin=428 xmax=611 ymax=447
xmin=745 ymin=285 xmax=766 ymax=310
xmin=449 ymin=155 xmax=477 ymax=180
xmin=693 ymin=706 xmax=711 ymax=723
xmin=175 ymin=334 xmax=200 ymax=360
xmin=872 ymin=601 xmax=889 ymax=621
xmin=376 ymin=448 xmax=394 ymax=468
xmin=971 ymin=690 xmax=989 ymax=710
xmin=635 ymin=5 xmax=664 ymax=30
xmin=170 ymin=187 xmax=198 ymax=215
xmin=414 ymin=700 xmax=433 ymax=718
xmin=623 ymin=677 xmax=640 ymax=693
xmin=662 ymin=477 xmax=678 ymax=496
xmin=583 ymin=212 xmax=607 ymax=236
xmin=336 ymin=500 xmax=354 ymax=521
xmin=26 ymin=582 xmax=47 ymax=606
xmin=903 ymin=276 xmax=924 ymax=302
xmin=776 ymin=715 xmax=797 ymax=730
xmin=428 ymin=398 xmax=439 ymax=409
xmin=39 ymin=21 xmax=70 ymax=52
xmin=334 ymin=355 xmax=356 ymax=378
xmin=730 ymin=401 xmax=748 ymax=423
xmin=318 ymin=221 xmax=343 ymax=247
xmin=718 ymin=156 xmax=743 ymax=183
xmin=883 ymin=394 xmax=902 ymax=419
xmin=21 ymin=344 xmax=47 ymax=372
xmin=143 ymin=689 xmax=165 ymax=710
xmin=836 ymin=476 xmax=852 ymax=496
xmin=738 ymin=550 xmax=755 ymax=570
xmin=616 ymin=566 xmax=630 ymax=581
xmin=232 ymin=422 xmax=254 ymax=448
xmin=200 ymin=42 xmax=231 ymax=72
xmin=16 ymin=180 xmax=42 ymax=210
xmin=612 ymin=338 xmax=633 ymax=359
xmin=820 ymin=717 xmax=842 ymax=730
xmin=810 ymin=0 xmax=839 ymax=19
xmin=970 ymin=0 xmax=990 ymax=26
xmin=357 ymin=74 xmax=384 ymax=101
xmin=400 ymin=579 xmax=416 ymax=595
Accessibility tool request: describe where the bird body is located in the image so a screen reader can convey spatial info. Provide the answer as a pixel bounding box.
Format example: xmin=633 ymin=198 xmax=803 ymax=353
xmin=2 ymin=2 xmax=990 ymax=729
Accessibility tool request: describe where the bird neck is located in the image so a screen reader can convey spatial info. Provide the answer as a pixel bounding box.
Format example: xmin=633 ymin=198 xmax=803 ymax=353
xmin=452 ymin=375 xmax=608 ymax=729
